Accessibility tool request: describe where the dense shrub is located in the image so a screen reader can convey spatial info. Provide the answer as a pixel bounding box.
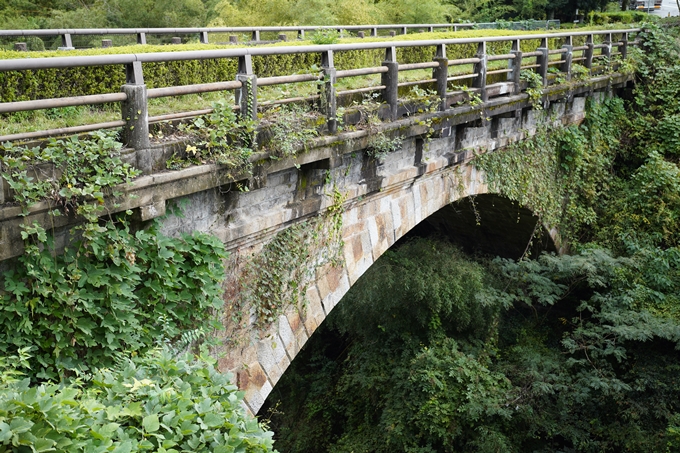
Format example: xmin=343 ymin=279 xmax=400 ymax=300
xmin=0 ymin=349 xmax=276 ymax=453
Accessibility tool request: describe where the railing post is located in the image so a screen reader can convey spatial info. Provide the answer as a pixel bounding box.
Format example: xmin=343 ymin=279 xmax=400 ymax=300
xmin=61 ymin=33 xmax=73 ymax=49
xmin=561 ymin=36 xmax=573 ymax=82
xmin=298 ymin=29 xmax=305 ymax=40
xmin=433 ymin=44 xmax=448 ymax=111
xmin=381 ymin=46 xmax=399 ymax=120
xmin=251 ymin=30 xmax=260 ymax=42
xmin=321 ymin=50 xmax=337 ymax=133
xmin=237 ymin=55 xmax=258 ymax=123
xmin=137 ymin=32 xmax=146 ymax=45
xmin=428 ymin=26 xmax=434 ymax=32
xmin=199 ymin=31 xmax=209 ymax=44
xmin=473 ymin=41 xmax=488 ymax=102
xmin=402 ymin=26 xmax=407 ymax=35
xmin=121 ymin=61 xmax=150 ymax=152
xmin=509 ymin=39 xmax=522 ymax=95
xmin=584 ymin=34 xmax=594 ymax=70
xmin=603 ymin=32 xmax=612 ymax=70
xmin=371 ymin=27 xmax=377 ymax=37
xmin=536 ymin=37 xmax=549 ymax=87
xmin=620 ymin=32 xmax=629 ymax=61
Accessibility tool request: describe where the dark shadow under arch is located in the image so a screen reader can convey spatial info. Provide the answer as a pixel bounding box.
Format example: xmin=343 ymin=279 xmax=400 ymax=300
xmin=401 ymin=194 xmax=557 ymax=260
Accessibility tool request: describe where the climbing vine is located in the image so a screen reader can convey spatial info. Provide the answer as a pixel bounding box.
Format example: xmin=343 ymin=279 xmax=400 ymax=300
xmin=472 ymin=97 xmax=626 ymax=247
xmin=234 ymin=186 xmax=346 ymax=329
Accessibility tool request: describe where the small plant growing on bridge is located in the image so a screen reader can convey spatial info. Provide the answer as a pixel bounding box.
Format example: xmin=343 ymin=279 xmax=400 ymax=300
xmin=311 ymin=29 xmax=340 ymax=45
xmin=231 ymin=186 xmax=346 ymax=330
xmin=365 ymin=114 xmax=403 ymax=160
xmin=261 ymin=103 xmax=321 ymax=159
xmin=571 ymin=63 xmax=590 ymax=82
xmin=520 ymin=70 xmax=544 ymax=110
xmin=169 ymin=100 xmax=255 ymax=171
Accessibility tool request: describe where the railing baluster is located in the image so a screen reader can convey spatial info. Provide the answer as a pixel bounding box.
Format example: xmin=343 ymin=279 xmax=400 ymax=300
xmin=561 ymin=36 xmax=573 ymax=81
xmin=473 ymin=41 xmax=488 ymax=102
xmin=321 ymin=50 xmax=337 ymax=133
xmin=121 ymin=61 xmax=150 ymax=156
xmin=585 ymin=34 xmax=594 ymax=71
xmin=510 ymin=39 xmax=522 ymax=95
xmin=537 ymin=37 xmax=549 ymax=87
xmin=433 ymin=44 xmax=448 ymax=111
xmin=620 ymin=32 xmax=629 ymax=61
xmin=603 ymin=32 xmax=612 ymax=70
xmin=381 ymin=46 xmax=399 ymax=120
xmin=237 ymin=55 xmax=258 ymax=123
xmin=61 ymin=33 xmax=73 ymax=49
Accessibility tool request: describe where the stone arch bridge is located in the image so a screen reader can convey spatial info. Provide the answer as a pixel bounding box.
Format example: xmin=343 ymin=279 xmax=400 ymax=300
xmin=0 ymin=69 xmax=631 ymax=414
xmin=203 ymin=83 xmax=621 ymax=414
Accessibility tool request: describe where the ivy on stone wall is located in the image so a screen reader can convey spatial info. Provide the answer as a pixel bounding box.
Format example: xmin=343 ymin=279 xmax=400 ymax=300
xmin=232 ymin=187 xmax=346 ymax=330
xmin=473 ymin=97 xmax=626 ymax=248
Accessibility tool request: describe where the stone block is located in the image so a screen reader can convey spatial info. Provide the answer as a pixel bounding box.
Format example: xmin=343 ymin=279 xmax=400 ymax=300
xmin=368 ymin=211 xmax=395 ymax=259
xmin=317 ymin=265 xmax=350 ymax=314
xmin=343 ymin=230 xmax=374 ymax=285
xmin=277 ymin=315 xmax=298 ymax=360
xmin=257 ymin=334 xmax=290 ymax=386
xmin=302 ymin=285 xmax=325 ymax=335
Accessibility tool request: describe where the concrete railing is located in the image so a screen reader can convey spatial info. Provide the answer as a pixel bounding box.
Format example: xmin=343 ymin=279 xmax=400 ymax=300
xmin=0 ymin=28 xmax=636 ymax=151
xmin=1 ymin=21 xmax=560 ymax=50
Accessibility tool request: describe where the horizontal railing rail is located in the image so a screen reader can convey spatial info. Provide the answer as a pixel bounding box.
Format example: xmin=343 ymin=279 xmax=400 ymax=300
xmin=0 ymin=21 xmax=560 ymax=49
xmin=0 ymin=28 xmax=638 ymax=155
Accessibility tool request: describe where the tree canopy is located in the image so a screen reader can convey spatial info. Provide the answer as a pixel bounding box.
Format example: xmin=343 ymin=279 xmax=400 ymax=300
xmin=0 ymin=0 xmax=618 ymax=30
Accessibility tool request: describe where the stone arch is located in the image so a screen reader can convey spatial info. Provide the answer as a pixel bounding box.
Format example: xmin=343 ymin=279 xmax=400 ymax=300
xmin=220 ymin=160 xmax=558 ymax=415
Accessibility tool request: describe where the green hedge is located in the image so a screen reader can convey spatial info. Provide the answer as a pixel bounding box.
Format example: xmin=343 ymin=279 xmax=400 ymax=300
xmin=588 ymin=11 xmax=650 ymax=25
xmin=0 ymin=28 xmax=623 ymax=103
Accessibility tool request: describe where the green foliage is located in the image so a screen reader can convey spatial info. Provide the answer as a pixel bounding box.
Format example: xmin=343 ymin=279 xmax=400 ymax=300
xmin=519 ymin=69 xmax=544 ymax=108
xmin=0 ymin=131 xmax=138 ymax=218
xmin=310 ymin=29 xmax=340 ymax=45
xmin=0 ymin=217 xmax=228 ymax=380
xmin=0 ymin=349 xmax=276 ymax=452
xmin=169 ymin=100 xmax=255 ymax=171
xmin=264 ymin=238 xmax=507 ymax=452
xmin=473 ymin=120 xmax=562 ymax=226
xmin=0 ymin=131 xmax=228 ymax=380
xmin=365 ymin=113 xmax=404 ymax=160
xmin=587 ymin=10 xmax=650 ymax=25
xmin=266 ymin=239 xmax=680 ymax=452
xmin=262 ymin=104 xmax=321 ymax=159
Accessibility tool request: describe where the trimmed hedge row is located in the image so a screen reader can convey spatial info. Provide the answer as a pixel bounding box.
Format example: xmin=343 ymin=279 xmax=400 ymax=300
xmin=0 ymin=29 xmax=625 ymax=103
